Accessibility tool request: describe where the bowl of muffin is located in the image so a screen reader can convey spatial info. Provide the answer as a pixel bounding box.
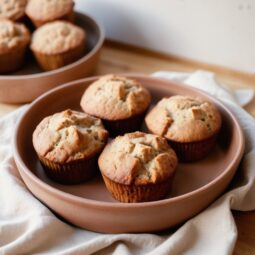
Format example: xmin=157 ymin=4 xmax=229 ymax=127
xmin=13 ymin=74 xmax=244 ymax=232
xmin=0 ymin=0 xmax=104 ymax=103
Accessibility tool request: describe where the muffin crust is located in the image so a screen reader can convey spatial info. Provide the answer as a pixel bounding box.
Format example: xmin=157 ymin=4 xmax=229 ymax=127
xmin=31 ymin=21 xmax=85 ymax=55
xmin=99 ymin=132 xmax=178 ymax=185
xmin=26 ymin=0 xmax=74 ymax=23
xmin=0 ymin=19 xmax=30 ymax=54
xmin=33 ymin=109 xmax=108 ymax=164
xmin=145 ymin=95 xmax=221 ymax=142
xmin=80 ymin=75 xmax=151 ymax=120
xmin=0 ymin=0 xmax=27 ymax=21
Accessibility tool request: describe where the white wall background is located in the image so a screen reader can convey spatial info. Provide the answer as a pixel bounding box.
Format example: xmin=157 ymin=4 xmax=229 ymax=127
xmin=75 ymin=0 xmax=255 ymax=73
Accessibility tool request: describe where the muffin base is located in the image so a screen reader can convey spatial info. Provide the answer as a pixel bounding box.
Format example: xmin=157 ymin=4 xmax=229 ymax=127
xmin=168 ymin=134 xmax=218 ymax=162
xmin=33 ymin=39 xmax=85 ymax=71
xmin=39 ymin=155 xmax=98 ymax=185
xmin=0 ymin=46 xmax=27 ymax=73
xmin=103 ymin=112 xmax=146 ymax=137
xmin=102 ymin=174 xmax=174 ymax=203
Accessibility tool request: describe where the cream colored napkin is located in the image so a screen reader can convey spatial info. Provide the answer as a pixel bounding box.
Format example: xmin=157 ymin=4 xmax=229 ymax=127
xmin=0 ymin=70 xmax=254 ymax=255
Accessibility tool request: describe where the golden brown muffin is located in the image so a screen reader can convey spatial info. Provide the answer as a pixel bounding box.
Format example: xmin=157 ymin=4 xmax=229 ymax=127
xmin=145 ymin=95 xmax=222 ymax=162
xmin=80 ymin=75 xmax=151 ymax=136
xmin=25 ymin=0 xmax=74 ymax=27
xmin=33 ymin=109 xmax=108 ymax=184
xmin=0 ymin=0 xmax=27 ymax=21
xmin=0 ymin=19 xmax=30 ymax=73
xmin=99 ymin=131 xmax=178 ymax=202
xmin=30 ymin=21 xmax=85 ymax=71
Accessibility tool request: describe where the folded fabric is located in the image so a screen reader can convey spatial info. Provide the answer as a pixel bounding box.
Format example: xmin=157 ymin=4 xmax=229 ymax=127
xmin=153 ymin=70 xmax=254 ymax=107
xmin=0 ymin=70 xmax=254 ymax=255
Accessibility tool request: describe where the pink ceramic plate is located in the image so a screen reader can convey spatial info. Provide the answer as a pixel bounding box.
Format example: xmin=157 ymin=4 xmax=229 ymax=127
xmin=13 ymin=75 xmax=244 ymax=233
xmin=0 ymin=12 xmax=104 ymax=103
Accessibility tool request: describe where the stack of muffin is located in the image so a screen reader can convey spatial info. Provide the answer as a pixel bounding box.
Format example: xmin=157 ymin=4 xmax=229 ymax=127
xmin=0 ymin=0 xmax=86 ymax=73
xmin=32 ymin=75 xmax=222 ymax=203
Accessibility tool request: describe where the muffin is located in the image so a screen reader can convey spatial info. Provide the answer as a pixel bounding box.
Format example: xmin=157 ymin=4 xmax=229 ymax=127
xmin=30 ymin=21 xmax=86 ymax=71
xmin=25 ymin=0 xmax=74 ymax=28
xmin=145 ymin=95 xmax=222 ymax=162
xmin=80 ymin=75 xmax=151 ymax=136
xmin=99 ymin=132 xmax=178 ymax=202
xmin=0 ymin=0 xmax=27 ymax=21
xmin=32 ymin=109 xmax=108 ymax=184
xmin=0 ymin=19 xmax=30 ymax=73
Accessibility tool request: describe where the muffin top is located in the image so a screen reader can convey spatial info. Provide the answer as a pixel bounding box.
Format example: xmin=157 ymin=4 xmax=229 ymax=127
xmin=26 ymin=0 xmax=74 ymax=22
xmin=99 ymin=132 xmax=178 ymax=185
xmin=0 ymin=20 xmax=30 ymax=54
xmin=30 ymin=21 xmax=85 ymax=55
xmin=33 ymin=109 xmax=108 ymax=164
xmin=145 ymin=95 xmax=222 ymax=142
xmin=80 ymin=75 xmax=151 ymax=120
xmin=0 ymin=0 xmax=27 ymax=21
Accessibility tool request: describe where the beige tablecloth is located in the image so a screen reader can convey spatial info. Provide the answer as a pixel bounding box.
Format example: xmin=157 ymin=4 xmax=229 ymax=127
xmin=0 ymin=70 xmax=255 ymax=255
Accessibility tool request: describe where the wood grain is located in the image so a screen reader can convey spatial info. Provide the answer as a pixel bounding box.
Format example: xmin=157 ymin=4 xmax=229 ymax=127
xmin=1 ymin=40 xmax=254 ymax=254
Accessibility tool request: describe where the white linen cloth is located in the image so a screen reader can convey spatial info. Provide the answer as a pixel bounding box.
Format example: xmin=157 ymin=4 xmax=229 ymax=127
xmin=0 ymin=70 xmax=255 ymax=255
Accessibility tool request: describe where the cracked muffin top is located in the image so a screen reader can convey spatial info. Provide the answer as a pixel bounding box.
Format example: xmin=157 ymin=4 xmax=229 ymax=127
xmin=26 ymin=0 xmax=74 ymax=23
xmin=80 ymin=75 xmax=151 ymax=120
xmin=31 ymin=21 xmax=85 ymax=55
xmin=99 ymin=132 xmax=178 ymax=185
xmin=145 ymin=95 xmax=221 ymax=142
xmin=0 ymin=20 xmax=30 ymax=54
xmin=0 ymin=0 xmax=27 ymax=21
xmin=33 ymin=109 xmax=108 ymax=164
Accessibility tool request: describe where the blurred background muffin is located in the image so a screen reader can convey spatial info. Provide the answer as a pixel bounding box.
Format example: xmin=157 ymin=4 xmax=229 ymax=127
xmin=30 ymin=21 xmax=86 ymax=71
xmin=0 ymin=19 xmax=30 ymax=73
xmin=0 ymin=0 xmax=27 ymax=21
xmin=80 ymin=75 xmax=151 ymax=136
xmin=26 ymin=0 xmax=74 ymax=28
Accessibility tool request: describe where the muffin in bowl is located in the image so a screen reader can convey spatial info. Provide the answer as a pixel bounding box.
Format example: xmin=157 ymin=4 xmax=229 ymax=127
xmin=0 ymin=19 xmax=30 ymax=73
xmin=30 ymin=21 xmax=86 ymax=71
xmin=0 ymin=0 xmax=27 ymax=21
xmin=26 ymin=0 xmax=74 ymax=27
xmin=145 ymin=95 xmax=222 ymax=162
xmin=99 ymin=131 xmax=178 ymax=202
xmin=32 ymin=109 xmax=108 ymax=184
xmin=80 ymin=75 xmax=151 ymax=136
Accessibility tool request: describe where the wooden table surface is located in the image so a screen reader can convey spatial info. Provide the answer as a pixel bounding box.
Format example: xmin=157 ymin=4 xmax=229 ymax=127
xmin=1 ymin=41 xmax=254 ymax=254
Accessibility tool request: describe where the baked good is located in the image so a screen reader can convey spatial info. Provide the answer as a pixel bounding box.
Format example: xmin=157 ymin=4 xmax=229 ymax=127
xmin=0 ymin=0 xmax=27 ymax=21
xmin=80 ymin=75 xmax=151 ymax=136
xmin=0 ymin=19 xmax=30 ymax=73
xmin=25 ymin=0 xmax=74 ymax=27
xmin=32 ymin=109 xmax=108 ymax=184
xmin=30 ymin=21 xmax=86 ymax=71
xmin=99 ymin=132 xmax=178 ymax=202
xmin=145 ymin=95 xmax=222 ymax=162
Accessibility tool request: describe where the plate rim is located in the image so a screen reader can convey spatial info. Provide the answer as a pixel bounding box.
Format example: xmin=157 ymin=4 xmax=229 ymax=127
xmin=0 ymin=11 xmax=105 ymax=80
xmin=13 ymin=74 xmax=245 ymax=209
